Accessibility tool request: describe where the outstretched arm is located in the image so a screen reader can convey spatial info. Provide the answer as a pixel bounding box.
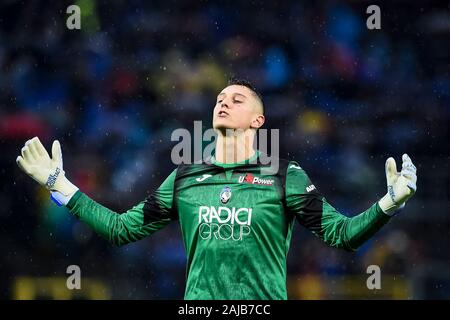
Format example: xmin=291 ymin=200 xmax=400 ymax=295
xmin=16 ymin=136 xmax=177 ymax=246
xmin=286 ymin=156 xmax=417 ymax=251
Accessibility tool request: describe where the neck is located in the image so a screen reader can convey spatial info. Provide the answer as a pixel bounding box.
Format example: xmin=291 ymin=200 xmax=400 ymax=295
xmin=215 ymin=128 xmax=256 ymax=163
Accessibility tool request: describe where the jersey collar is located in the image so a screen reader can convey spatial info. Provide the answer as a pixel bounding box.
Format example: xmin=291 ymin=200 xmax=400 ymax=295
xmin=210 ymin=150 xmax=261 ymax=168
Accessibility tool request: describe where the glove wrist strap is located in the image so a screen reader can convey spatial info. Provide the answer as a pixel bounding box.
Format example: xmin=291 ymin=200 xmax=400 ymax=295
xmin=50 ymin=176 xmax=79 ymax=206
xmin=378 ymin=194 xmax=405 ymax=216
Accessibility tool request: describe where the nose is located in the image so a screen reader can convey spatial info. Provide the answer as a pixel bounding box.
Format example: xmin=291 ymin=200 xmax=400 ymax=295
xmin=220 ymin=99 xmax=231 ymax=109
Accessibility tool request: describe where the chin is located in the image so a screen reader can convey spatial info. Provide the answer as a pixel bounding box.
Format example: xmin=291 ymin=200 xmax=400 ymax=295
xmin=213 ymin=119 xmax=233 ymax=130
xmin=213 ymin=125 xmax=231 ymax=132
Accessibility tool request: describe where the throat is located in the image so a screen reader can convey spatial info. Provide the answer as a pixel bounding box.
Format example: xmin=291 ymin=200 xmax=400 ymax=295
xmin=215 ymin=131 xmax=256 ymax=164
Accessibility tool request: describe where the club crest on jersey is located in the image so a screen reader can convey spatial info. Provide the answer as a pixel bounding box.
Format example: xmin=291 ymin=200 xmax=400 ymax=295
xmin=220 ymin=186 xmax=232 ymax=204
xmin=238 ymin=173 xmax=274 ymax=186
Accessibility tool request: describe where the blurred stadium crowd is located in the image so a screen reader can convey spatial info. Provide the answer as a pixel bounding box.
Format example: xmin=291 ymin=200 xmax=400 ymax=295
xmin=0 ymin=0 xmax=449 ymax=299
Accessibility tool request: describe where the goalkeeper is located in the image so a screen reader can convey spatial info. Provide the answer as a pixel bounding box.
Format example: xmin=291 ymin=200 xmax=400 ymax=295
xmin=16 ymin=79 xmax=417 ymax=300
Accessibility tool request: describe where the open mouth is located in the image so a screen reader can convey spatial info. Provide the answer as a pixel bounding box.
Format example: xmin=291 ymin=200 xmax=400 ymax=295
xmin=218 ymin=110 xmax=229 ymax=117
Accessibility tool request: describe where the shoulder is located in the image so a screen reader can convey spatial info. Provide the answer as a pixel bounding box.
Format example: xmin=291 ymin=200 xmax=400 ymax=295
xmin=258 ymin=154 xmax=307 ymax=177
xmin=174 ymin=159 xmax=219 ymax=180
xmin=284 ymin=159 xmax=319 ymax=194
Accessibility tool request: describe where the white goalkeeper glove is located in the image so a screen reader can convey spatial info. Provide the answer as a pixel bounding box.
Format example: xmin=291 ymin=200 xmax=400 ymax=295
xmin=378 ymin=153 xmax=417 ymax=216
xmin=16 ymin=137 xmax=79 ymax=206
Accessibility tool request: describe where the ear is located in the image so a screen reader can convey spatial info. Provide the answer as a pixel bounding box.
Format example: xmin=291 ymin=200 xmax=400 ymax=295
xmin=250 ymin=115 xmax=265 ymax=129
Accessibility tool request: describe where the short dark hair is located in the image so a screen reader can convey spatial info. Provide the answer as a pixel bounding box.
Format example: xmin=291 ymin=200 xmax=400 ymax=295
xmin=227 ymin=78 xmax=264 ymax=113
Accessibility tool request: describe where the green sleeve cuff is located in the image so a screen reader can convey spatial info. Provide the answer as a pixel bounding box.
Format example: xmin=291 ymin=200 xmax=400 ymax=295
xmin=344 ymin=201 xmax=392 ymax=252
xmin=375 ymin=201 xmax=392 ymax=222
xmin=67 ymin=190 xmax=83 ymax=210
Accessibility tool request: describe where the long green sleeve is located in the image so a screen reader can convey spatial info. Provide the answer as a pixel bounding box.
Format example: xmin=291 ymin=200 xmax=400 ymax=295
xmin=316 ymin=199 xmax=390 ymax=250
xmin=66 ymin=169 xmax=177 ymax=246
xmin=286 ymin=161 xmax=391 ymax=251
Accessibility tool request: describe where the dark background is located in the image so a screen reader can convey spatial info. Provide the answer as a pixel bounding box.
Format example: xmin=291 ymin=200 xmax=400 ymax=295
xmin=0 ymin=0 xmax=449 ymax=299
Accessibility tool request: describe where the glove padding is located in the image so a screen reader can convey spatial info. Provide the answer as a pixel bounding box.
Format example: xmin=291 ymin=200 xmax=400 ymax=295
xmin=16 ymin=137 xmax=78 ymax=205
xmin=378 ymin=153 xmax=417 ymax=216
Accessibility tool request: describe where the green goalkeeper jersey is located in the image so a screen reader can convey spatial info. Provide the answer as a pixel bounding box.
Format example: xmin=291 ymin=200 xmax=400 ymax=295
xmin=66 ymin=151 xmax=390 ymax=300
